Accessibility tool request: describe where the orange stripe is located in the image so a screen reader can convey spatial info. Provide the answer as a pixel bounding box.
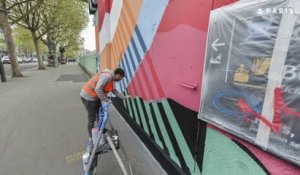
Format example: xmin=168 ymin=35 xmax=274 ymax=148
xmin=123 ymin=2 xmax=135 ymax=28
xmin=113 ymin=29 xmax=122 ymax=57
xmin=98 ymin=0 xmax=142 ymax=68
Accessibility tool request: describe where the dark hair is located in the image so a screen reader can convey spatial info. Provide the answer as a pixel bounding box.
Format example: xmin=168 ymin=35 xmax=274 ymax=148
xmin=114 ymin=68 xmax=125 ymax=77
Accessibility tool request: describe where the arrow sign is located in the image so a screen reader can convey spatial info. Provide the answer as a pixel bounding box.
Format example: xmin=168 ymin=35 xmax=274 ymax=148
xmin=211 ymin=38 xmax=225 ymax=51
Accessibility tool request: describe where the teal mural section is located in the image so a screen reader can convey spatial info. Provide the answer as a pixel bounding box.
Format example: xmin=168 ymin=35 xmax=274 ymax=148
xmin=202 ymin=128 xmax=266 ymax=175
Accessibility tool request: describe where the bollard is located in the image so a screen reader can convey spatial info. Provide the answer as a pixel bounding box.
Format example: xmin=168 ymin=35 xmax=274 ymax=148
xmin=0 ymin=58 xmax=7 ymax=82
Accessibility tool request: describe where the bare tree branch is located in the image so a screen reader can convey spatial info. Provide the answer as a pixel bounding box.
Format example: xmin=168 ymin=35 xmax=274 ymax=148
xmin=9 ymin=0 xmax=43 ymax=25
xmin=7 ymin=0 xmax=35 ymax=11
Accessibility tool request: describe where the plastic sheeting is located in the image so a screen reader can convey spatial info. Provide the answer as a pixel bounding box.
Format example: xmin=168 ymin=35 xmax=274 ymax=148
xmin=199 ymin=0 xmax=300 ymax=166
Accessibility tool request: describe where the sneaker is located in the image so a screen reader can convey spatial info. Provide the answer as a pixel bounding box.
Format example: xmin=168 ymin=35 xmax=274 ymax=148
xmin=87 ymin=139 xmax=94 ymax=153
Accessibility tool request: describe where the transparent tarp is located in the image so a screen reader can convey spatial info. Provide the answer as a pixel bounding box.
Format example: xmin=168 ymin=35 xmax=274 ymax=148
xmin=199 ymin=0 xmax=300 ymax=166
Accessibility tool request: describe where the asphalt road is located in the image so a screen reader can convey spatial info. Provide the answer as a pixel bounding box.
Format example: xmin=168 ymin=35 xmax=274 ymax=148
xmin=3 ymin=62 xmax=40 ymax=77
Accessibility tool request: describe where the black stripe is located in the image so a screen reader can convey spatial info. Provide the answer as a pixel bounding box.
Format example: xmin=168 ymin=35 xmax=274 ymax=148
xmin=157 ymin=103 xmax=190 ymax=174
xmin=113 ymin=98 xmax=185 ymax=175
xmin=132 ymin=98 xmax=144 ymax=129
xmin=135 ymin=26 xmax=147 ymax=53
xmin=195 ymin=120 xmax=207 ymax=172
xmin=128 ymin=99 xmax=137 ymax=122
xmin=232 ymin=140 xmax=271 ymax=175
xmin=149 ymin=103 xmax=169 ymax=154
xmin=138 ymin=99 xmax=154 ymax=139
xmin=130 ymin=37 xmax=142 ymax=63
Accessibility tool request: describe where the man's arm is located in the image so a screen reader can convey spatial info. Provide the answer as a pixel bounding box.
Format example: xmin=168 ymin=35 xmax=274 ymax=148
xmin=95 ymin=74 xmax=111 ymax=103
xmin=112 ymin=89 xmax=126 ymax=99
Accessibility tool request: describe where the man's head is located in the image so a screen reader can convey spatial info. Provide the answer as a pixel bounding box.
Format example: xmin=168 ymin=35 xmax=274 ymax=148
xmin=113 ymin=68 xmax=125 ymax=82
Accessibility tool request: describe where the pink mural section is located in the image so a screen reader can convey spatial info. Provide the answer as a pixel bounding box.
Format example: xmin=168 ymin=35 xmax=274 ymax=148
xmin=97 ymin=0 xmax=113 ymax=30
xmin=125 ymin=0 xmax=300 ymax=174
xmin=128 ymin=0 xmax=213 ymax=111
xmin=92 ymin=0 xmax=300 ymax=174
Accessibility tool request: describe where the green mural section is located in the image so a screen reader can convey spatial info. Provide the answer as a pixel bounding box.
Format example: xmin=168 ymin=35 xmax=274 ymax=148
xmin=202 ymin=128 xmax=266 ymax=175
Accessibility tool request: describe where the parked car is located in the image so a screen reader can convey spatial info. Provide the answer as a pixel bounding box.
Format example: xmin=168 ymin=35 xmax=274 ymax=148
xmin=60 ymin=58 xmax=66 ymax=64
xmin=32 ymin=58 xmax=38 ymax=62
xmin=22 ymin=57 xmax=31 ymax=63
xmin=1 ymin=56 xmax=10 ymax=64
xmin=17 ymin=57 xmax=22 ymax=63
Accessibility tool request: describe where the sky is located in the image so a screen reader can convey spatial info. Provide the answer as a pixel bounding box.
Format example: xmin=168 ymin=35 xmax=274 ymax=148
xmin=80 ymin=16 xmax=96 ymax=51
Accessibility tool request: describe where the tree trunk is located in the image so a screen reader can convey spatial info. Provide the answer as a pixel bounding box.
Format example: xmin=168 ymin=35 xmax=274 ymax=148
xmin=0 ymin=0 xmax=23 ymax=77
xmin=45 ymin=36 xmax=55 ymax=66
xmin=31 ymin=31 xmax=44 ymax=70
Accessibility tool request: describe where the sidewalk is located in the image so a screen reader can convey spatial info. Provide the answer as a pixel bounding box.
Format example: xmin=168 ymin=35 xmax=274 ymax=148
xmin=0 ymin=64 xmax=165 ymax=175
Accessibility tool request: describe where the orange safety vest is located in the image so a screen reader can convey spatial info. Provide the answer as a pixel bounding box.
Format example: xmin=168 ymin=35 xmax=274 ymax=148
xmin=82 ymin=71 xmax=114 ymax=98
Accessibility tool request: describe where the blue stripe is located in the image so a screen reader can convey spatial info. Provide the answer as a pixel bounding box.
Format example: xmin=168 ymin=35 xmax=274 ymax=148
xmin=123 ymin=53 xmax=134 ymax=78
xmin=128 ymin=43 xmax=139 ymax=69
xmin=135 ymin=26 xmax=147 ymax=53
xmin=127 ymin=45 xmax=137 ymax=71
xmin=130 ymin=37 xmax=142 ymax=63
xmin=132 ymin=32 xmax=145 ymax=63
xmin=120 ymin=60 xmax=129 ymax=81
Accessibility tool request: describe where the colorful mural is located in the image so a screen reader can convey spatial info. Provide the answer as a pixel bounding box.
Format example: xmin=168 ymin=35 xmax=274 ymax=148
xmin=86 ymin=0 xmax=300 ymax=174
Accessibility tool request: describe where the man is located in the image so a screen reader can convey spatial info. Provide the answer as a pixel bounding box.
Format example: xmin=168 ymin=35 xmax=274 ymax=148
xmin=80 ymin=68 xmax=131 ymax=151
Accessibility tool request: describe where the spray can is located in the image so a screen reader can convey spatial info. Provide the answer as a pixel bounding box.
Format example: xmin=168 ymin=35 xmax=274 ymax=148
xmin=91 ymin=128 xmax=98 ymax=145
xmin=82 ymin=152 xmax=90 ymax=172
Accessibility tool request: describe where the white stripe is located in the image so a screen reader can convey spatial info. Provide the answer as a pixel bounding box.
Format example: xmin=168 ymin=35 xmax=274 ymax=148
xmin=99 ymin=13 xmax=110 ymax=53
xmin=110 ymin=0 xmax=123 ymax=42
xmin=255 ymin=0 xmax=300 ymax=148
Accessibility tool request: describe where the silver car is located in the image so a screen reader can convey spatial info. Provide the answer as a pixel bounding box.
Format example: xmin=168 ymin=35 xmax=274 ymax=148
xmin=1 ymin=56 xmax=10 ymax=64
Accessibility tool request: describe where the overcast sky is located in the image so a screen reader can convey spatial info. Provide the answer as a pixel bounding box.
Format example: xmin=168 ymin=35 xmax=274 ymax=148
xmin=80 ymin=16 xmax=96 ymax=51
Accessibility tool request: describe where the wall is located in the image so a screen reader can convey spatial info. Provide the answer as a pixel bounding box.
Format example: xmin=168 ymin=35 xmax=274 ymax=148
xmin=78 ymin=52 xmax=97 ymax=75
xmin=91 ymin=0 xmax=300 ymax=174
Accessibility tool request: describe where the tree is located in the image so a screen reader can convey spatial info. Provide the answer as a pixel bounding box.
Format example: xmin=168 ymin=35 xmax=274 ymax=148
xmin=38 ymin=0 xmax=88 ymax=64
xmin=0 ymin=0 xmax=24 ymax=77
xmin=9 ymin=0 xmax=47 ymax=69
xmin=0 ymin=31 xmax=7 ymax=54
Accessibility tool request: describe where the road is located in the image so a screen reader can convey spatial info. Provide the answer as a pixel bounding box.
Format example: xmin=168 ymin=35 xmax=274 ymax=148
xmin=3 ymin=62 xmax=40 ymax=77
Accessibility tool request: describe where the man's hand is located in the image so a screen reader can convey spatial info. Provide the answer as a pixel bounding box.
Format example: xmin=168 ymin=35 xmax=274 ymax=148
xmin=125 ymin=95 xmax=133 ymax=99
xmin=103 ymin=99 xmax=112 ymax=104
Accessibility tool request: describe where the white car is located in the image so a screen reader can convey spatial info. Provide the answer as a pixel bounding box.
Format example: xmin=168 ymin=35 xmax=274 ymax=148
xmin=17 ymin=57 xmax=22 ymax=63
xmin=22 ymin=57 xmax=31 ymax=63
xmin=1 ymin=56 xmax=10 ymax=64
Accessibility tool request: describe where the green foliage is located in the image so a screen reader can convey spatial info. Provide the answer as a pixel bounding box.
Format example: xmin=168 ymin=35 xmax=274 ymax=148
xmin=14 ymin=27 xmax=35 ymax=53
xmin=7 ymin=0 xmax=88 ymax=57
xmin=42 ymin=0 xmax=88 ymax=54
xmin=0 ymin=32 xmax=6 ymax=49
